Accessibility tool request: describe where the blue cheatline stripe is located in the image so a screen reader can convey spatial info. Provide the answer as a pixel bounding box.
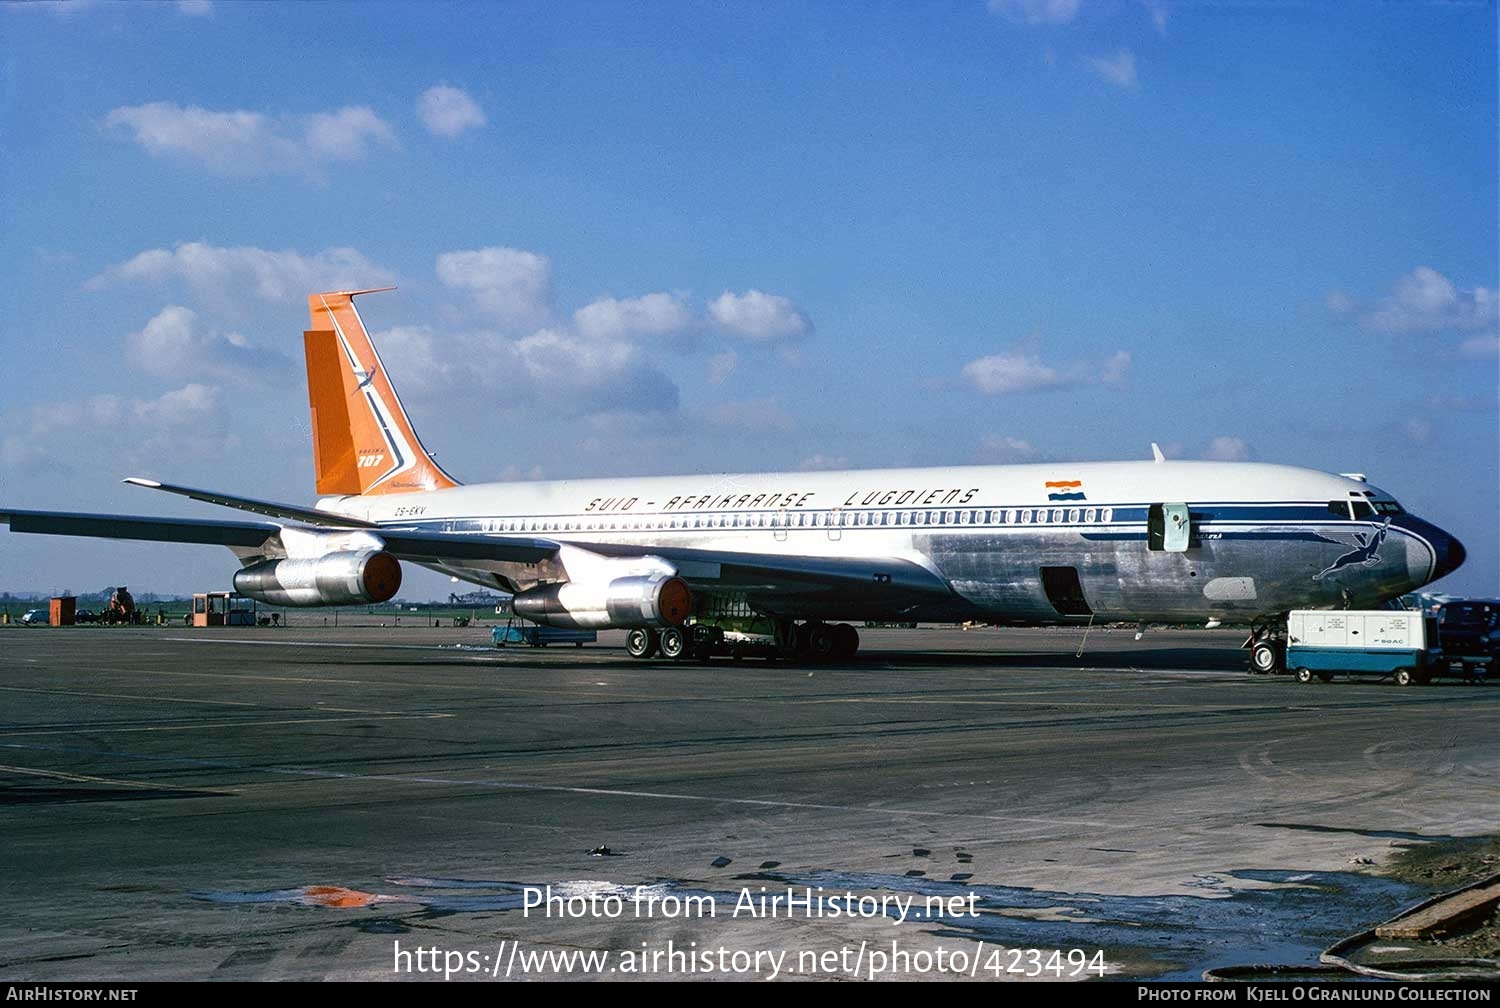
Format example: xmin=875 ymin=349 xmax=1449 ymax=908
xmin=385 ymin=503 xmax=1345 ymax=526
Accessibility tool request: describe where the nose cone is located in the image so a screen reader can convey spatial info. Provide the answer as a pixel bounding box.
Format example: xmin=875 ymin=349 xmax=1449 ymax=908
xmin=1393 ymin=514 xmax=1467 ymax=589
xmin=1432 ymin=530 xmax=1466 ymax=583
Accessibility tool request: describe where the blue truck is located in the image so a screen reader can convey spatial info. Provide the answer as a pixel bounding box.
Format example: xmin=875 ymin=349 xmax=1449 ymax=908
xmin=492 ymin=618 xmax=596 ymax=648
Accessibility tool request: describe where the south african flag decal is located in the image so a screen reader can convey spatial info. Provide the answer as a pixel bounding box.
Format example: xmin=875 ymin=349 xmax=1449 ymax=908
xmin=1046 ymin=480 xmax=1086 ymax=501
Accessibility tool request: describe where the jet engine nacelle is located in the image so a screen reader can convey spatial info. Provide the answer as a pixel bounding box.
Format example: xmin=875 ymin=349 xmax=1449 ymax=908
xmin=511 ymin=573 xmax=691 ymax=629
xmin=233 ymin=550 xmax=402 ymax=607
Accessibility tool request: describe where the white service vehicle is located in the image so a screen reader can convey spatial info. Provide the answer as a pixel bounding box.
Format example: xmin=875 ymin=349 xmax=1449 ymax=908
xmin=1285 ymin=609 xmax=1441 ymax=685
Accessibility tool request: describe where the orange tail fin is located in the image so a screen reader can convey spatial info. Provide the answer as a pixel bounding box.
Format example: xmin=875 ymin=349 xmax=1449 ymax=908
xmin=304 ymin=289 xmax=460 ymax=496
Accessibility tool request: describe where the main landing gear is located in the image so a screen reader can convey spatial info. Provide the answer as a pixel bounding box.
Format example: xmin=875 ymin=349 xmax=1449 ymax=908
xmin=790 ymin=621 xmax=860 ymax=661
xmin=625 ymin=620 xmax=861 ymax=663
xmin=624 ymin=625 xmax=720 ymax=662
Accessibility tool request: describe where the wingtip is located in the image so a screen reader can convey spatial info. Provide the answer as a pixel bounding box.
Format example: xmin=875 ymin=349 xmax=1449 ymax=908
xmin=123 ymin=477 xmax=162 ymax=488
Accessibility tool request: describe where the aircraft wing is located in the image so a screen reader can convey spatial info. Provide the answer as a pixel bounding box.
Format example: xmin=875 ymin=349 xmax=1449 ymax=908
xmin=122 ymin=478 xmax=381 ymax=528
xmin=0 ymin=509 xmax=282 ymax=549
xmin=7 ymin=481 xmax=952 ymax=608
xmin=0 ymin=508 xmax=559 ymax=566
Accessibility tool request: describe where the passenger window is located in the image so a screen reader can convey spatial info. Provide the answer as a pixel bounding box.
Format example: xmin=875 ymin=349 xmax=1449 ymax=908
xmin=1019 ymin=509 xmax=1031 ymax=524
xmin=1084 ymin=508 xmax=1096 ymax=523
xmin=1068 ymin=508 xmax=1080 ymax=523
xmin=1102 ymin=508 xmax=1113 ymax=523
xmin=958 ymin=511 xmax=968 ymax=525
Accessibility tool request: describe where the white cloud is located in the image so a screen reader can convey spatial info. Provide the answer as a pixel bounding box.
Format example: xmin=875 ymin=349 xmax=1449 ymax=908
xmin=1361 ymin=266 xmax=1498 ymax=335
xmin=1101 ymin=349 xmax=1132 ymax=384
xmin=1204 ymin=436 xmax=1253 ymax=462
xmin=371 ymin=325 xmax=450 ymax=395
xmin=977 ymin=434 xmax=1041 ymax=462
xmin=798 ymin=454 xmax=850 ymax=471
xmin=417 ymin=85 xmax=486 ymax=138
xmin=2 ymin=384 xmax=231 ymax=470
xmin=1142 ymin=0 xmax=1168 ymax=33
xmin=374 ymin=322 xmax=678 ymax=417
xmin=707 ymin=350 xmax=739 ymax=385
xmin=303 ymin=106 xmax=395 ymax=162
xmin=104 ymin=102 xmax=394 ymax=176
xmin=177 ymin=0 xmax=213 ymax=15
xmin=707 ymin=290 xmax=812 ymax=344
xmin=128 ymin=305 xmax=290 ymax=383
xmin=965 ymin=346 xmax=1135 ymax=395
xmin=987 ymin=0 xmax=1082 ymax=25
xmin=1084 ymin=49 xmax=1138 ymax=88
xmin=573 ymin=292 xmax=696 ymax=345
xmin=1402 ymin=419 xmax=1434 ymax=446
xmin=90 ymin=243 xmax=395 ymax=305
xmin=963 ymin=351 xmax=1062 ymax=394
xmin=514 ymin=327 xmax=678 ymax=414
xmin=436 ymin=247 xmax=552 ymax=329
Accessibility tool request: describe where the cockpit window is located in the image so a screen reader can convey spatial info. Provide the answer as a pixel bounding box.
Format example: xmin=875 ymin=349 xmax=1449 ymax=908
xmin=1372 ymin=500 xmax=1404 ymax=515
xmin=1327 ymin=501 xmax=1352 ymax=519
xmin=1350 ymin=500 xmax=1376 ymax=519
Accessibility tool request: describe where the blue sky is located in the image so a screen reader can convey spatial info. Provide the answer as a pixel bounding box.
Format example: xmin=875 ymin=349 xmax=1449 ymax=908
xmin=1 ymin=0 xmax=1495 ymax=600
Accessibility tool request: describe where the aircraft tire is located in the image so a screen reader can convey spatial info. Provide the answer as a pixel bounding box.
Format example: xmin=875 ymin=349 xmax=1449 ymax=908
xmin=808 ymin=622 xmax=837 ymax=661
xmin=626 ymin=628 xmax=659 ymax=659
xmin=1250 ymin=641 xmax=1282 ymax=675
xmin=832 ymin=622 xmax=860 ymax=658
xmin=1294 ymin=667 xmax=1315 ymax=684
xmin=659 ymin=626 xmax=688 ymax=660
xmin=1394 ymin=667 xmax=1415 ymax=687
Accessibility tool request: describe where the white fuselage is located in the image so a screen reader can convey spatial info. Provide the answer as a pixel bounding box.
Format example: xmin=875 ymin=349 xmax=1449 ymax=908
xmin=318 ymin=459 xmax=1455 ymax=624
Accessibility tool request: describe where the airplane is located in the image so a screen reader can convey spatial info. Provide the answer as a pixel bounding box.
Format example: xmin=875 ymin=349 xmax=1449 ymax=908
xmin=1 ymin=289 xmax=1466 ymax=671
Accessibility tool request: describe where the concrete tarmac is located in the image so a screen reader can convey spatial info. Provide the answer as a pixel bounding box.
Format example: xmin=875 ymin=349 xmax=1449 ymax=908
xmin=1 ymin=624 xmax=1497 ymax=981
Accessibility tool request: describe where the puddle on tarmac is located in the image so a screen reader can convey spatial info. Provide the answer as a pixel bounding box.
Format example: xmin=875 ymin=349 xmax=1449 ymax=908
xmin=742 ymin=868 xmax=1430 ymax=980
xmin=192 ymin=869 xmax=1430 ymax=980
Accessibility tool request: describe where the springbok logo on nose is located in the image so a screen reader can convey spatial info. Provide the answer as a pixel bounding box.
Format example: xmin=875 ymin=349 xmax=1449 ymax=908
xmin=1312 ymin=517 xmax=1391 ymax=581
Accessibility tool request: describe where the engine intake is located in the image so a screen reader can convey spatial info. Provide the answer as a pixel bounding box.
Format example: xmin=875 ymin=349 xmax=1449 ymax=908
xmin=512 ymin=574 xmax=691 ymax=630
xmin=234 ymin=550 xmax=402 ymax=607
